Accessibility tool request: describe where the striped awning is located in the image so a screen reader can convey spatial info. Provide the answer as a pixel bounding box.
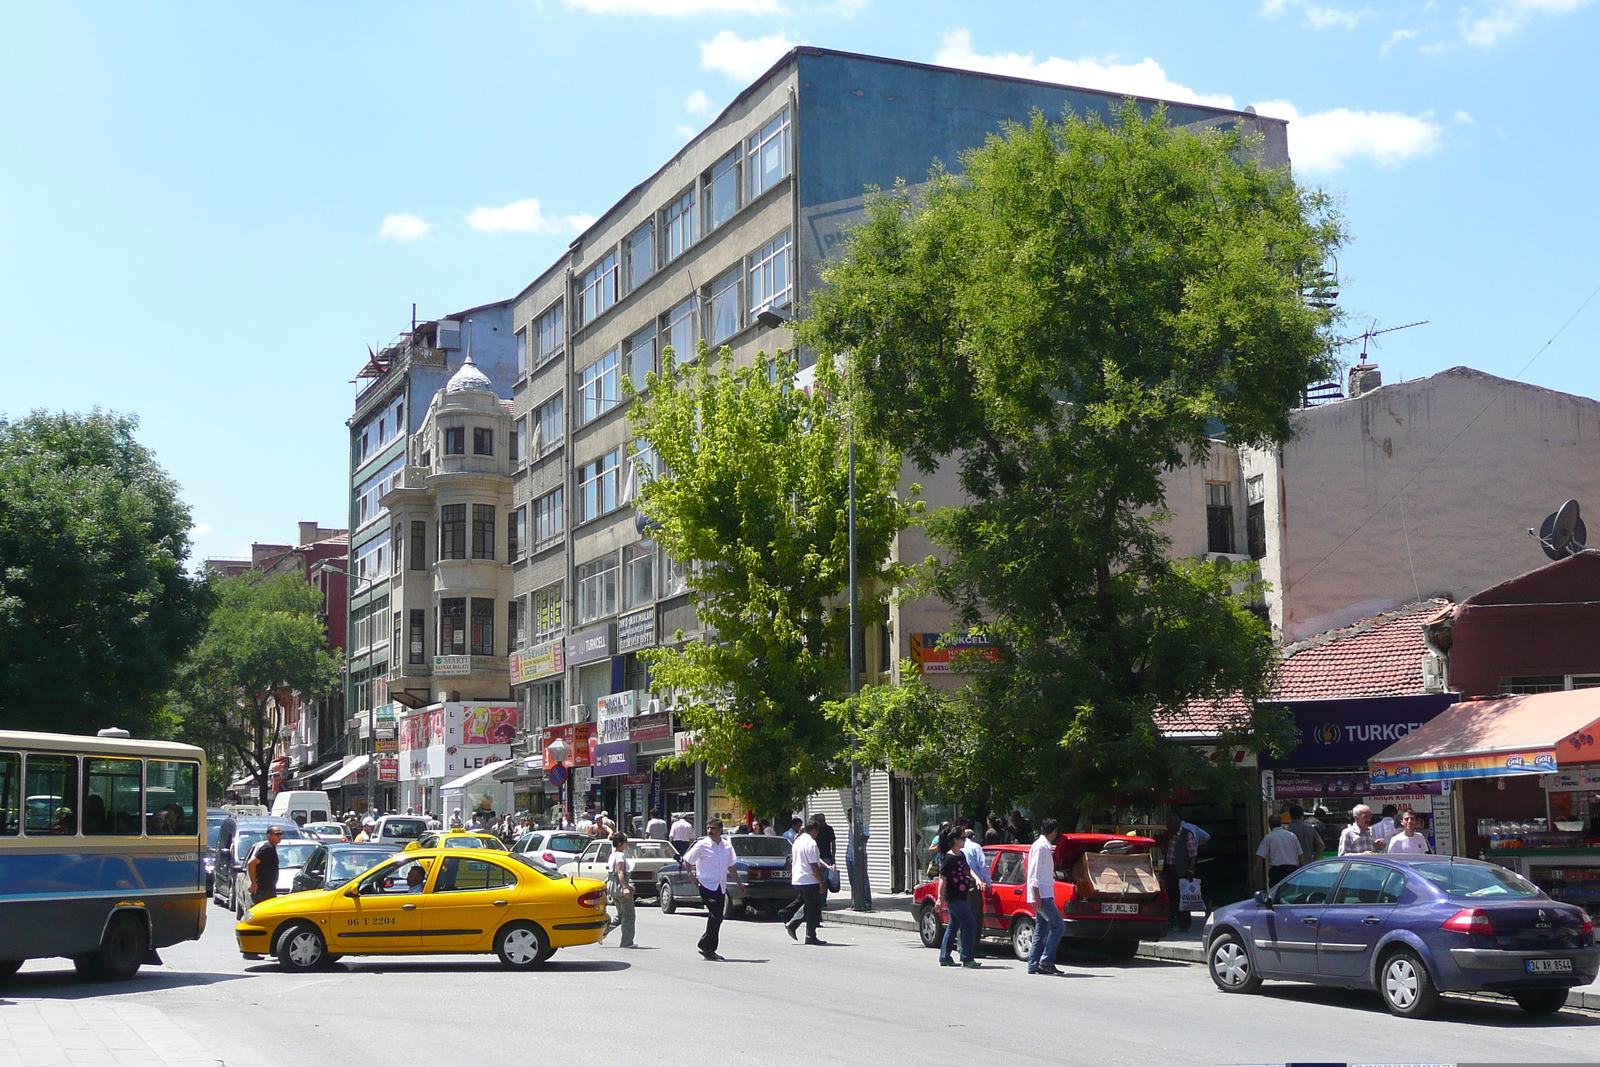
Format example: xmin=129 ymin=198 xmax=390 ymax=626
xmin=1369 ymin=687 xmax=1600 ymax=784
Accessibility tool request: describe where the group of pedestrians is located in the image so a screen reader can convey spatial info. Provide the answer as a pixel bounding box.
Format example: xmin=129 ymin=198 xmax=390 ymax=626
xmin=1255 ymin=801 xmax=1434 ymax=888
xmin=930 ymin=817 xmax=1069 ymax=974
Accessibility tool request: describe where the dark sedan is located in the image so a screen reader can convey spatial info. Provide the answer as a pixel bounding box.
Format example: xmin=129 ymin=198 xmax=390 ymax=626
xmin=1204 ymin=855 xmax=1597 ymax=1017
xmin=658 ymin=835 xmax=796 ymax=918
xmin=289 ymin=843 xmax=400 ymax=893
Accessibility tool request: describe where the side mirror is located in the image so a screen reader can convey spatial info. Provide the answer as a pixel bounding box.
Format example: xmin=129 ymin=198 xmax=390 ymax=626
xmin=1254 ymin=890 xmax=1273 ymax=907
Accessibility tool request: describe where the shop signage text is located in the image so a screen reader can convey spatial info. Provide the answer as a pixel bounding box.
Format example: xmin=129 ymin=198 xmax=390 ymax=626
xmin=629 ymin=711 xmax=671 ymax=743
xmin=618 ymin=609 xmax=656 ymax=652
xmin=1259 ymin=694 xmax=1459 ymax=770
xmin=592 ymin=691 xmax=635 ymax=777
xmin=542 ymin=723 xmax=593 ymax=770
xmin=511 ymin=640 xmax=564 ymax=684
xmin=910 ymin=632 xmax=1000 ymax=675
xmin=433 ymin=654 xmax=472 ymax=676
xmin=565 ymin=624 xmax=615 ymax=666
xmin=376 ymin=757 xmax=398 ymax=782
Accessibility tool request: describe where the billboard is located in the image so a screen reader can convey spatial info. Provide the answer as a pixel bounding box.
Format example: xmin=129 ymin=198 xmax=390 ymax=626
xmin=398 ymin=703 xmax=514 ymax=782
xmin=909 ymin=632 xmax=1000 ymax=675
xmin=592 ymin=691 xmax=635 ymax=777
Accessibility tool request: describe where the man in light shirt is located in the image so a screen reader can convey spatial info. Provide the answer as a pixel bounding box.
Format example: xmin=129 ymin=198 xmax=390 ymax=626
xmin=1025 ymin=818 xmax=1064 ymax=976
xmin=1255 ymin=819 xmax=1305 ymax=886
xmin=682 ymin=818 xmax=740 ymax=960
xmin=1371 ymin=804 xmax=1400 ymax=846
xmin=669 ymin=812 xmax=695 ymax=855
xmin=645 ymin=813 xmax=668 ymax=839
xmin=785 ymin=816 xmax=830 ymax=945
xmin=1385 ymin=810 xmax=1432 ymax=854
xmin=961 ymin=828 xmax=992 ymax=937
xmin=1339 ymin=804 xmax=1381 ymax=855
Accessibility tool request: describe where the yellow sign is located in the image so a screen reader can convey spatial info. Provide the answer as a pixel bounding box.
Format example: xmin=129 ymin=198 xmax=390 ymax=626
xmin=511 ymin=640 xmax=564 ymax=685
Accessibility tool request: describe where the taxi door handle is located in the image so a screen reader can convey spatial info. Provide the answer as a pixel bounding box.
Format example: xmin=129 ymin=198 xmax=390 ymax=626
xmin=402 ymin=903 xmax=417 ymax=910
xmin=493 ymin=900 xmax=509 ymax=906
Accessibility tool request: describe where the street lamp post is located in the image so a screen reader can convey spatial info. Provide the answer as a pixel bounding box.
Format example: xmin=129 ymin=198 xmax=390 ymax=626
xmin=547 ymin=736 xmax=572 ymax=827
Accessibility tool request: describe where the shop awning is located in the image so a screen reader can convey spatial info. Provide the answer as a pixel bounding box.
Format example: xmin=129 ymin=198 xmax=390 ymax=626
xmin=1368 ymin=687 xmax=1600 ymax=785
xmin=226 ymin=773 xmax=257 ymax=792
xmin=304 ymin=759 xmax=344 ymax=782
xmin=322 ymin=755 xmax=370 ymax=787
xmin=440 ymin=760 xmax=514 ymax=794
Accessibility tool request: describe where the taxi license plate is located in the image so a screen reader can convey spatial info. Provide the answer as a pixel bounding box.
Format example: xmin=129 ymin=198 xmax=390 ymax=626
xmin=1101 ymin=902 xmax=1139 ymax=915
xmin=1526 ymin=958 xmax=1573 ymax=974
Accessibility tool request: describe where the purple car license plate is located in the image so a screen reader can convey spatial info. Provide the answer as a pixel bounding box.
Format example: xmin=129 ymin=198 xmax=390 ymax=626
xmin=1526 ymin=958 xmax=1573 ymax=974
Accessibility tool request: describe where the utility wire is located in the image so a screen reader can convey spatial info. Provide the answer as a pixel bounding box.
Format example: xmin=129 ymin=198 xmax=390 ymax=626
xmin=1290 ymin=278 xmax=1600 ymax=588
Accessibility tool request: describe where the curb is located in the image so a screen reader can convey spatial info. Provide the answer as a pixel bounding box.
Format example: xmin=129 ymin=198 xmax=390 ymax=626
xmin=821 ymin=905 xmax=1208 ymax=964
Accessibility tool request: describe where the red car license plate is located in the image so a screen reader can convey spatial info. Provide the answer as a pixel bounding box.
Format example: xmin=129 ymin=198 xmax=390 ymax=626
xmin=1526 ymin=958 xmax=1573 ymax=974
xmin=1100 ymin=902 xmax=1139 ymax=915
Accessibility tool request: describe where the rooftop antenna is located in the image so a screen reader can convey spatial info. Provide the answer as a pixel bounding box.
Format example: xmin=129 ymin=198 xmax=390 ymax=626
xmin=1336 ymin=319 xmax=1430 ymax=364
xmin=1531 ymin=499 xmax=1587 ymax=561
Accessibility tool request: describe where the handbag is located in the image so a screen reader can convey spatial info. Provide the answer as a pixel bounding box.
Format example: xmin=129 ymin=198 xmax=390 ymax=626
xmin=825 ymin=866 xmax=840 ymax=893
xmin=1179 ymin=877 xmax=1205 ymax=912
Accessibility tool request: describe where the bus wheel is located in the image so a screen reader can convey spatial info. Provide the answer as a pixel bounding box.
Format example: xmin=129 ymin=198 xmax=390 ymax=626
xmin=87 ymin=913 xmax=147 ymax=981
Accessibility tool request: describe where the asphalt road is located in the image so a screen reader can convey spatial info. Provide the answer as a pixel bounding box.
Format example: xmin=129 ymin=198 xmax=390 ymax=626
xmin=3 ymin=897 xmax=1599 ymax=1067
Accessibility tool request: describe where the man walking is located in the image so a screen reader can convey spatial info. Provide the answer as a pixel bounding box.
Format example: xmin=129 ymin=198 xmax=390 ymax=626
xmin=1256 ymin=816 xmax=1304 ymax=887
xmin=605 ymin=832 xmax=638 ymax=948
xmin=1163 ymin=813 xmax=1197 ymax=932
xmin=669 ymin=811 xmax=695 ymax=856
xmin=1281 ymin=803 xmax=1324 ymax=868
xmin=681 ymin=818 xmax=740 ymax=960
xmin=784 ymin=816 xmax=830 ymax=945
xmin=1025 ymin=818 xmax=1064 ymax=975
xmin=645 ymin=812 xmax=669 ymax=839
xmin=814 ymin=812 xmax=837 ymax=866
xmin=246 ymin=826 xmax=283 ymax=906
xmin=961 ymin=828 xmax=991 ymax=940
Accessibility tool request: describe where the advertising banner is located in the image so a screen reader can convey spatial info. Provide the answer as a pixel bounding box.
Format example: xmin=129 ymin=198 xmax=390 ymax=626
xmin=542 ymin=723 xmax=593 ymax=770
xmin=1369 ymin=748 xmax=1558 ymax=786
xmin=376 ymin=757 xmax=399 ymax=782
xmin=461 ymin=704 xmax=518 ymax=746
xmin=433 ymin=654 xmax=472 ymax=676
xmin=565 ymin=624 xmax=614 ymax=666
xmin=1259 ymin=694 xmax=1459 ymax=770
xmin=399 ymin=703 xmax=512 ymax=782
xmin=629 ymin=711 xmax=671 ymax=744
xmin=511 ymin=640 xmax=564 ymax=684
xmin=909 ymin=632 xmax=1001 ymax=675
xmin=617 ymin=609 xmax=656 ymax=653
xmin=592 ymin=691 xmax=636 ymax=777
xmin=374 ymin=703 xmax=397 ymax=724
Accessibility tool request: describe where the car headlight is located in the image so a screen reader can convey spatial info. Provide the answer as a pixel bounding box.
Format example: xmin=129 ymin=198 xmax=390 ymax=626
xmin=203 ymin=857 xmax=215 ymax=873
xmin=240 ymin=910 xmax=254 ymax=923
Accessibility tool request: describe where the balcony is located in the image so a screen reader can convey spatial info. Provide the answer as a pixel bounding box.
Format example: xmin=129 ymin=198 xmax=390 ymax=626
xmin=355 ymin=339 xmax=448 ymax=408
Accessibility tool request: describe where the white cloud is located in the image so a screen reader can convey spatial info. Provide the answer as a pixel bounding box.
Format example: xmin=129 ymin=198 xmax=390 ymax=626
xmin=934 ymin=29 xmax=1237 ymax=108
xmin=685 ymin=89 xmax=711 ymax=113
xmin=189 ymin=522 xmax=214 ymax=538
xmin=1250 ymin=99 xmax=1444 ymax=171
xmin=1454 ymin=110 xmax=1475 ymax=124
xmin=466 ymin=198 xmax=592 ymax=235
xmin=1382 ymin=27 xmax=1421 ymax=52
xmin=699 ymin=30 xmax=797 ymax=81
xmin=563 ymin=0 xmax=784 ymax=14
xmin=1460 ymin=0 xmax=1595 ymax=45
xmin=379 ymin=213 xmax=431 ymax=242
xmin=1260 ymin=0 xmax=1369 ymax=28
xmin=674 ymin=123 xmax=698 ymax=139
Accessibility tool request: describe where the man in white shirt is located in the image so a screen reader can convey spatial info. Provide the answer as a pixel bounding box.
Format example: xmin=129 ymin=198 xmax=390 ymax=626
xmin=1025 ymin=818 xmax=1064 ymax=976
xmin=1371 ymin=805 xmax=1400 ymax=847
xmin=669 ymin=812 xmax=695 ymax=855
xmin=681 ymin=819 xmax=740 ymax=960
xmin=1255 ymin=819 xmax=1305 ymax=887
xmin=1385 ymin=810 xmax=1432 ymax=854
xmin=961 ymin=828 xmax=992 ymax=937
xmin=784 ymin=817 xmax=830 ymax=944
xmin=645 ymin=813 xmax=669 ymax=839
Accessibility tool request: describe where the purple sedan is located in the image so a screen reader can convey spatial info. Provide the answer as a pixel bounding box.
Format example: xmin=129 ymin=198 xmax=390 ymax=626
xmin=1203 ymin=855 xmax=1597 ymax=1017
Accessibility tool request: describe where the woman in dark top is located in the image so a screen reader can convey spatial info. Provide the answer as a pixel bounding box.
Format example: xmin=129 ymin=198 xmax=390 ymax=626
xmin=983 ymin=815 xmax=1004 ymax=846
xmin=936 ymin=831 xmax=979 ymax=968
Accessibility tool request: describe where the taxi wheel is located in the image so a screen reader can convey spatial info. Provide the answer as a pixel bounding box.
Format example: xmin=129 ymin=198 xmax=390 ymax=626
xmin=1378 ymin=947 xmax=1440 ymax=1018
xmin=1010 ymin=916 xmax=1035 ymax=963
xmin=275 ymin=923 xmax=328 ymax=971
xmin=496 ymin=922 xmax=551 ymax=970
xmin=659 ymin=881 xmax=678 ymax=914
xmin=1208 ymin=931 xmax=1261 ymax=994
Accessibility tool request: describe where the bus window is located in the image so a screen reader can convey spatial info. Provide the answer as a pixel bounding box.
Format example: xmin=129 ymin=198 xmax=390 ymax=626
xmin=84 ymin=758 xmax=143 ymax=836
xmin=147 ymin=760 xmax=199 ymax=835
xmin=24 ymin=755 xmax=78 ymax=835
xmin=0 ymin=752 xmax=17 ymax=836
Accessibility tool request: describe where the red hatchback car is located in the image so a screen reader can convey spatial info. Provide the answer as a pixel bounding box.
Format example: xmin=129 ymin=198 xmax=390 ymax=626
xmin=913 ymin=835 xmax=1169 ymax=961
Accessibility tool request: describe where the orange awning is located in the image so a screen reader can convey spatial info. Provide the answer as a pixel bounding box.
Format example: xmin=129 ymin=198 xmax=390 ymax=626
xmin=1368 ymin=687 xmax=1600 ymax=784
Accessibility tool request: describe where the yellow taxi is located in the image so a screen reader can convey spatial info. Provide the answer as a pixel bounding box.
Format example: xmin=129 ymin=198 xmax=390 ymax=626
xmin=404 ymin=830 xmax=508 ymax=852
xmin=235 ymin=848 xmax=607 ymax=971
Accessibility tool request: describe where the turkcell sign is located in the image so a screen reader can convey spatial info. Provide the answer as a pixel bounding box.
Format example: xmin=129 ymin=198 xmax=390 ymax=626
xmin=1259 ymin=694 xmax=1459 ymax=770
xmin=592 ymin=691 xmax=635 ymax=777
xmin=565 ymin=624 xmax=614 ymax=666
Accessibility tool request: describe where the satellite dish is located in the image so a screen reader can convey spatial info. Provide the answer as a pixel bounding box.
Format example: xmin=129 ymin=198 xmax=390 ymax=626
xmin=1535 ymin=499 xmax=1587 ymax=561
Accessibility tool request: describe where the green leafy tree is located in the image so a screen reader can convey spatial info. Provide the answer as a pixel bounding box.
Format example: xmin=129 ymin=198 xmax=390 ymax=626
xmin=631 ymin=347 xmax=915 ymax=814
xmin=0 ymin=411 xmax=209 ymax=737
xmin=174 ymin=573 xmax=340 ymax=804
xmin=805 ymin=103 xmax=1342 ymax=814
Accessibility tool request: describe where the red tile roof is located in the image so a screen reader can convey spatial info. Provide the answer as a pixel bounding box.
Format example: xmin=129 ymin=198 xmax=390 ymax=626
xmin=1157 ymin=598 xmax=1450 ymax=736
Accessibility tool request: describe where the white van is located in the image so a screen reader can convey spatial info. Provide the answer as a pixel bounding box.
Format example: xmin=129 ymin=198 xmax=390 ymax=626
xmin=270 ymin=790 xmax=333 ymax=826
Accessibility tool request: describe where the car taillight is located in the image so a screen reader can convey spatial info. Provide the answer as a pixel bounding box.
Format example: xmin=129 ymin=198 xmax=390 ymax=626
xmin=577 ymin=889 xmax=604 ymax=909
xmin=542 ymin=851 xmax=556 ymax=863
xmin=1440 ymin=907 xmax=1495 ymax=936
xmin=1584 ymin=915 xmax=1594 ymax=937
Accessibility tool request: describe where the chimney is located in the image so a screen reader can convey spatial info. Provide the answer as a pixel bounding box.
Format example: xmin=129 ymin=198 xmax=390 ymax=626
xmin=299 ymin=521 xmax=320 ymax=546
xmin=1347 ymin=363 xmax=1382 ymax=400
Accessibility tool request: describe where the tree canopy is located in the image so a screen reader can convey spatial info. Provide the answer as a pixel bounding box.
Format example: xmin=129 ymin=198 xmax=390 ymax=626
xmin=0 ymin=411 xmax=209 ymax=737
xmin=804 ymin=103 xmax=1342 ymax=814
xmin=631 ymin=347 xmax=915 ymax=814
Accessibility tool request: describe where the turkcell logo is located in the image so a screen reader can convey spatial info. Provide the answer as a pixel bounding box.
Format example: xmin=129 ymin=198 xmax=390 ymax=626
xmin=1315 ymin=722 xmax=1422 ymax=745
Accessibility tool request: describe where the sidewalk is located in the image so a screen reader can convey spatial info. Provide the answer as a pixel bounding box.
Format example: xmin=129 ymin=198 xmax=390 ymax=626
xmin=0 ymin=1001 xmax=223 ymax=1067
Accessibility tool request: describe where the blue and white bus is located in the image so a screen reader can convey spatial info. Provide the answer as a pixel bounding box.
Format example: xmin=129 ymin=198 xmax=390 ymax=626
xmin=0 ymin=730 xmax=207 ymax=980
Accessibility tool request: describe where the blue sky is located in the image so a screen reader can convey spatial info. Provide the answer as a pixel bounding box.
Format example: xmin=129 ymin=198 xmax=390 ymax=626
xmin=3 ymin=0 xmax=1598 ymax=564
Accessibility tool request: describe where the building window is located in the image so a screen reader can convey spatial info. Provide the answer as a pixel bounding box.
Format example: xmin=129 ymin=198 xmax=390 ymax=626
xmin=408 ymin=609 xmax=425 ymax=665
xmin=533 ymin=584 xmax=563 ymax=643
xmin=662 ymin=297 xmax=695 ymax=367
xmin=355 ymin=457 xmax=403 ymax=529
xmin=439 ymin=504 xmax=466 ymax=560
xmin=473 ymin=427 xmax=494 ymax=456
xmin=577 ymin=449 xmax=621 ymax=523
xmin=1245 ymin=475 xmax=1266 ymax=561
xmin=535 ymin=393 xmax=564 ymax=455
xmin=533 ymin=679 xmax=564 ymax=729
xmin=662 ymin=188 xmax=696 ymax=263
xmin=443 ymin=426 xmax=465 ymax=455
xmin=512 ymin=417 xmax=526 ymax=465
xmin=472 ymin=504 xmax=496 ymax=560
xmin=625 ymin=222 xmax=654 ymax=293
xmin=508 ymin=506 xmax=526 ymax=562
xmin=622 ymin=541 xmax=655 ymax=611
xmin=627 ymin=438 xmax=658 ymax=504
xmin=624 ymin=326 xmax=655 ymax=395
xmin=410 ymin=520 xmax=427 ymax=571
xmin=577 ymin=555 xmax=619 ymax=623
xmin=707 ymin=267 xmax=740 ymax=346
xmin=577 ymin=250 xmax=619 ymax=326
xmin=747 ymin=108 xmax=791 ymax=199
xmin=579 ymin=349 xmax=621 ymax=424
xmin=533 ymin=488 xmax=564 ymax=550
xmin=509 ymin=598 xmax=526 ymax=652
xmin=353 ymin=530 xmax=389 ymax=583
xmin=516 ymin=327 xmax=528 ymax=376
xmin=1501 ymin=674 xmax=1600 ymax=695
xmin=748 ymin=231 xmax=791 ymax=314
xmin=440 ymin=598 xmax=467 ymax=655
xmin=471 ymin=598 xmax=495 ymax=656
xmin=705 ymin=150 xmax=741 ymax=231
xmin=1206 ymin=482 xmax=1235 ymax=555
xmin=391 ymin=523 xmax=403 ymax=574
xmin=533 ymin=301 xmax=564 ymax=368
xmin=661 ymin=547 xmax=688 ymax=598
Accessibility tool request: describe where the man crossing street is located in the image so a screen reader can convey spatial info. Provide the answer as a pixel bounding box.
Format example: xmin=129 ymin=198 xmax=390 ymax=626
xmin=784 ymin=816 xmax=830 ymax=945
xmin=681 ymin=818 xmax=740 ymax=960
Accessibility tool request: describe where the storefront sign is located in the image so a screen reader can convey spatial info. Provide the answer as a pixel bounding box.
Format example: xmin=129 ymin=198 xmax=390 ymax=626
xmin=1259 ymin=694 xmax=1459 ymax=770
xmin=618 ymin=609 xmax=656 ymax=652
xmin=433 ymin=654 xmax=472 ymax=676
xmin=542 ymin=723 xmax=593 ymax=770
xmin=629 ymin=711 xmax=671 ymax=744
xmin=910 ymin=632 xmax=1001 ymax=675
xmin=592 ymin=692 xmax=635 ymax=777
xmin=1272 ymin=772 xmax=1443 ymax=799
xmin=1549 ymin=765 xmax=1600 ymax=792
xmin=1370 ymin=748 xmax=1557 ymax=786
xmin=674 ymin=731 xmax=697 ymax=756
xmin=565 ymin=624 xmax=615 ymax=666
xmin=374 ymin=737 xmax=397 ymax=754
xmin=398 ymin=703 xmax=512 ymax=781
xmin=374 ymin=703 xmax=397 ymax=724
xmin=622 ymin=772 xmax=652 ymax=787
xmin=511 ymin=640 xmax=564 ymax=684
xmin=376 ymin=757 xmax=399 ymax=782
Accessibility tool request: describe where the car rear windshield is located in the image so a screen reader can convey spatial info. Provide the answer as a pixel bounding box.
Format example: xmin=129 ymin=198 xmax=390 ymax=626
xmin=548 ymin=834 xmax=589 ymax=852
xmin=1413 ymin=862 xmax=1541 ymax=899
xmin=276 ymin=843 xmax=320 ymax=867
xmin=382 ymin=819 xmax=427 ymax=838
xmin=732 ymin=837 xmax=789 ymax=858
xmin=629 ymin=841 xmax=679 ymax=860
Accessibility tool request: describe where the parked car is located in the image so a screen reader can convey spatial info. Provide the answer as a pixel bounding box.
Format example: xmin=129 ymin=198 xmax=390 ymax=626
xmin=1204 ymin=855 xmax=1598 ymax=1017
xmin=212 ymin=816 xmax=310 ymax=914
xmin=912 ymin=836 xmax=1168 ymax=961
xmin=657 ymin=835 xmax=797 ymax=917
xmin=204 ymin=808 xmax=229 ymax=896
xmin=303 ymin=821 xmax=350 ymax=843
xmin=290 ymin=843 xmax=400 ymax=893
xmin=372 ymin=815 xmax=430 ymax=847
xmin=511 ymin=830 xmax=592 ymax=871
xmin=406 ymin=830 xmax=508 ymax=852
xmin=558 ymin=838 xmax=683 ymax=902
